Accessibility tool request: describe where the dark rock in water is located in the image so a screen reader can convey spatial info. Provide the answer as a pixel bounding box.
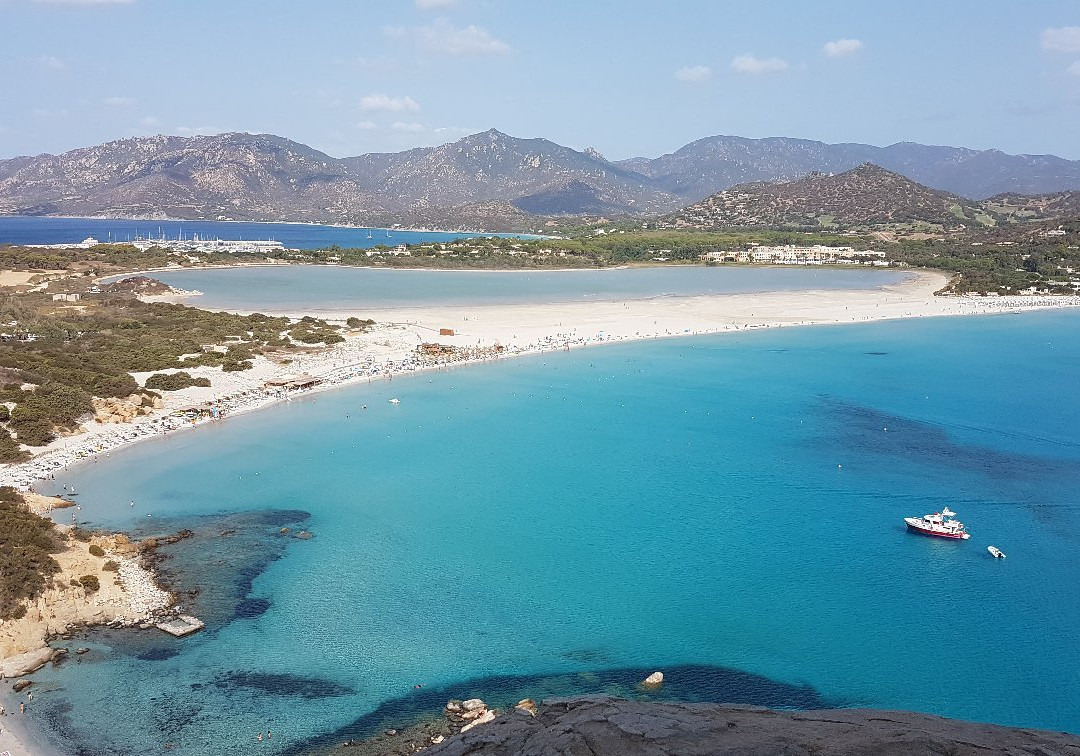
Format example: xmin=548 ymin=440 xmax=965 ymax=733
xmin=234 ymin=597 xmax=271 ymax=619
xmin=422 ymin=696 xmax=1080 ymax=756
xmin=295 ymin=530 xmax=313 ymax=540
xmin=75 ymin=647 xmax=89 ymax=655
xmin=212 ymin=671 xmax=353 ymax=700
xmin=137 ymin=647 xmax=180 ymax=662
xmin=12 ymin=680 xmax=33 ymax=693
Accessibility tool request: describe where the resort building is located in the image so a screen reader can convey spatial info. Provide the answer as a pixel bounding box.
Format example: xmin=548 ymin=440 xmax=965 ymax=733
xmin=701 ymin=245 xmax=887 ymax=265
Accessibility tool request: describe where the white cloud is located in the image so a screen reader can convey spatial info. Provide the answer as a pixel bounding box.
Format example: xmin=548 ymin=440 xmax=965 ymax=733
xmin=355 ymin=120 xmax=377 ymax=130
xmin=1041 ymin=26 xmax=1080 ymax=53
xmin=730 ymin=54 xmax=789 ymax=74
xmin=1069 ymin=61 xmax=1080 ymax=77
xmin=359 ymin=93 xmax=421 ymax=112
xmin=102 ymin=96 xmax=135 ymax=106
xmin=674 ymin=65 xmax=712 ymax=82
xmin=384 ymin=19 xmax=510 ymax=56
xmin=391 ymin=121 xmax=426 ymax=133
xmin=415 ymin=0 xmax=457 ymax=8
xmin=823 ymin=38 xmax=863 ymax=58
xmin=34 ymin=55 xmax=65 ymax=71
xmin=433 ymin=126 xmax=474 ymax=138
xmin=174 ymin=126 xmax=221 ymax=136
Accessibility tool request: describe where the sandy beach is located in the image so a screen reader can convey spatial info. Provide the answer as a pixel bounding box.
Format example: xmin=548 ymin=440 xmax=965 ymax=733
xmin=4 ymin=269 xmax=1080 ymax=494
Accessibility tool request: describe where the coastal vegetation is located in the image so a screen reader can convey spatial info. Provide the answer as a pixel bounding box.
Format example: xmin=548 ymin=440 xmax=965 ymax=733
xmin=0 ymin=486 xmax=63 ymax=620
xmin=144 ymin=371 xmax=212 ymax=391
xmin=0 ymin=246 xmax=353 ymax=459
xmin=280 ymin=227 xmax=1080 ymax=295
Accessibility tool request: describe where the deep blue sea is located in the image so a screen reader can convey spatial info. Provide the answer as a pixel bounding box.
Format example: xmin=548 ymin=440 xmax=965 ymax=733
xmin=21 ymin=309 xmax=1080 ymax=754
xmin=0 ymin=215 xmax=523 ymax=250
xmin=144 ymin=265 xmax=908 ymax=311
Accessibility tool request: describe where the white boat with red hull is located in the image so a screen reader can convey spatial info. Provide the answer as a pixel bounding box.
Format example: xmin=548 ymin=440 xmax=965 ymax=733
xmin=904 ymin=507 xmax=970 ymax=540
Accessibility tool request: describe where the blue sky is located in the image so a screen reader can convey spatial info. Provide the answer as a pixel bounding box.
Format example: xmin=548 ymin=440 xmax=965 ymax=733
xmin=1 ymin=0 xmax=1079 ymax=160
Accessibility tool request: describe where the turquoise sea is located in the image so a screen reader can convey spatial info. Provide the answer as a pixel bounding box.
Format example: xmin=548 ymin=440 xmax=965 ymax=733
xmin=19 ymin=308 xmax=1080 ymax=754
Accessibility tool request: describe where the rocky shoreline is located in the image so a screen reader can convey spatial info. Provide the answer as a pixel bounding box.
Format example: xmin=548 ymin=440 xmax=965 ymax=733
xmin=0 ymin=515 xmax=195 ymax=678
xmin=333 ymin=695 xmax=1080 ymax=756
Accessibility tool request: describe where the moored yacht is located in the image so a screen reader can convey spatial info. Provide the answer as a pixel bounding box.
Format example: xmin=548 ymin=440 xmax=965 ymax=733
xmin=904 ymin=507 xmax=970 ymax=540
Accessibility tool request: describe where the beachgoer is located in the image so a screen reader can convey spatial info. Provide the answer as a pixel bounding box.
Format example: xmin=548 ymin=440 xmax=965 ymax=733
xmin=257 ymin=733 xmax=263 ymax=742
xmin=267 ymin=730 xmax=272 ymax=739
xmin=20 ymin=703 xmax=25 ymax=714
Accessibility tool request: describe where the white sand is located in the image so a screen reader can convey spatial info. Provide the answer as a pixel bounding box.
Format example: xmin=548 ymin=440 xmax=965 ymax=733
xmin=3 ymin=269 xmax=1079 ymax=491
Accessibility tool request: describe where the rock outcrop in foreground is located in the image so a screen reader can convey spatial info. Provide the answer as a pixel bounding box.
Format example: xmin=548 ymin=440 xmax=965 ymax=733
xmin=422 ymin=696 xmax=1080 ymax=756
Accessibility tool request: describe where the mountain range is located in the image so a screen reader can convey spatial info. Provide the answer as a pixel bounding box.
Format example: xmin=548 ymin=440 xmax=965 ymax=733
xmin=1 ymin=130 xmax=1079 ymax=229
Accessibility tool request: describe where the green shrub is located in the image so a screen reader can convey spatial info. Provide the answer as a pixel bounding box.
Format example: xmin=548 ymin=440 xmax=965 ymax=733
xmin=102 ymin=560 xmax=119 ymax=572
xmin=88 ymin=544 xmax=105 ymax=557
xmin=78 ymin=574 xmax=100 ymax=592
xmin=0 ymin=429 xmax=28 ymax=463
xmin=10 ymin=417 xmax=55 ymax=446
xmin=0 ymin=488 xmax=63 ymax=619
xmin=144 ymin=371 xmax=211 ymax=391
xmin=0 ymin=404 xmax=9 ymax=422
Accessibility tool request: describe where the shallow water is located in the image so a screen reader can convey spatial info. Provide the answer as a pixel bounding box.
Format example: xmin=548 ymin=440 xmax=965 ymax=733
xmin=25 ymin=310 xmax=1080 ymax=753
xmin=145 ymin=264 xmax=908 ymax=312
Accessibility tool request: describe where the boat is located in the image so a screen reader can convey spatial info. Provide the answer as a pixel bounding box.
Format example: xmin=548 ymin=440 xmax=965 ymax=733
xmin=388 ymin=398 xmax=400 ymax=404
xmin=904 ymin=507 xmax=970 ymax=540
xmin=987 ymin=545 xmax=1006 ymax=558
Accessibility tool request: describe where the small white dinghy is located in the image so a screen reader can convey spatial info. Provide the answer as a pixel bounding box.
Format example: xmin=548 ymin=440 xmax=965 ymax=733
xmin=388 ymin=398 xmax=401 ymax=404
xmin=987 ymin=545 xmax=1006 ymax=559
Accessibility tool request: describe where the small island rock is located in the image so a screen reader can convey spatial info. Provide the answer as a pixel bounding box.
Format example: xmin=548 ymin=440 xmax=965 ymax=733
xmin=642 ymin=671 xmax=664 ymax=687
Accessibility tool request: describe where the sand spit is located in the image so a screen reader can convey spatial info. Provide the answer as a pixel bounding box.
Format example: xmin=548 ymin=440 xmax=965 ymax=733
xmin=3 ymin=271 xmax=1080 ymax=492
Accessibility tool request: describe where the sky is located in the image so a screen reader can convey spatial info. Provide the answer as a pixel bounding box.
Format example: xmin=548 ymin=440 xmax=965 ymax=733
xmin=1 ymin=0 xmax=1079 ymax=161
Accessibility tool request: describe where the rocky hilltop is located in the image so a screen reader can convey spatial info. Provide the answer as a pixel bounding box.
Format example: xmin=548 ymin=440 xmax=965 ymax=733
xmin=410 ymin=696 xmax=1080 ymax=756
xmin=3 ymin=131 xmax=1080 ymax=227
xmin=0 ymin=132 xmax=388 ymax=222
xmin=661 ymin=163 xmax=990 ymax=230
xmin=341 ymin=130 xmax=672 ymax=215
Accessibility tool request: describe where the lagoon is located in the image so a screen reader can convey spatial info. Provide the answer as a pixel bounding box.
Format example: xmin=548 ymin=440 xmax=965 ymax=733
xmin=145 ymin=265 xmax=908 ymax=312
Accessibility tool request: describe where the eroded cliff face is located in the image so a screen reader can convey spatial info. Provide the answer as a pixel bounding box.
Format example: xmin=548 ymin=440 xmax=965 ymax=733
xmin=404 ymin=696 xmax=1080 ymax=756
